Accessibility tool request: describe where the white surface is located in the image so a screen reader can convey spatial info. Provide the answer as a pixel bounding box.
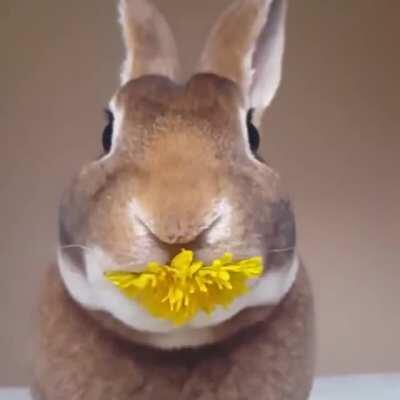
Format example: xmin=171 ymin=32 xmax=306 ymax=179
xmin=310 ymin=374 xmax=400 ymax=399
xmin=2 ymin=374 xmax=400 ymax=399
xmin=0 ymin=388 xmax=30 ymax=400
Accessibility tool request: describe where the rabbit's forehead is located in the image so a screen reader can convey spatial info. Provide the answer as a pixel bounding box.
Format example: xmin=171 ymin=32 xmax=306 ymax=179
xmin=114 ymin=73 xmax=243 ymax=124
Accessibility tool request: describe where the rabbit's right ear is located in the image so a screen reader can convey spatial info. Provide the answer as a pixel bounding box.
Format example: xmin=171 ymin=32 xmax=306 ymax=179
xmin=198 ymin=0 xmax=288 ymax=126
xmin=119 ymin=0 xmax=180 ymax=85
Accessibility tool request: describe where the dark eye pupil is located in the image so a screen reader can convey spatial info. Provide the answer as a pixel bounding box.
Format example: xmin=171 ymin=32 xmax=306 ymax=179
xmin=102 ymin=109 xmax=114 ymax=153
xmin=246 ymin=109 xmax=260 ymax=153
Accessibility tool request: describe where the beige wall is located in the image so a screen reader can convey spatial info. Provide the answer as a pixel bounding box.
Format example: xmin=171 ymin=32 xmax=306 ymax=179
xmin=1 ymin=0 xmax=399 ymax=385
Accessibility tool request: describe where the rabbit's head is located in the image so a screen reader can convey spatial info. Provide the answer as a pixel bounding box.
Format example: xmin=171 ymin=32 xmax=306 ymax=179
xmin=58 ymin=0 xmax=297 ymax=347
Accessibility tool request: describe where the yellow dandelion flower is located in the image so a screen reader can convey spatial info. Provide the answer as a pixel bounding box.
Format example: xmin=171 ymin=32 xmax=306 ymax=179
xmin=105 ymin=249 xmax=263 ymax=325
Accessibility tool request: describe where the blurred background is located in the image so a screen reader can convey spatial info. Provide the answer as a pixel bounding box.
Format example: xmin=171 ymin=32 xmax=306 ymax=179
xmin=1 ymin=0 xmax=399 ymax=385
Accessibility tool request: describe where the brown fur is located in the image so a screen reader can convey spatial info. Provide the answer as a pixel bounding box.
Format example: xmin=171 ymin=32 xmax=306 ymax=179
xmin=35 ymin=1 xmax=315 ymax=398
xmin=32 ymin=263 xmax=314 ymax=400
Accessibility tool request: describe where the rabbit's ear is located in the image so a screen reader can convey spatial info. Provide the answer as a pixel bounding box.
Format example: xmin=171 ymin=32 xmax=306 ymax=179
xmin=198 ymin=0 xmax=288 ymax=125
xmin=119 ymin=0 xmax=180 ymax=85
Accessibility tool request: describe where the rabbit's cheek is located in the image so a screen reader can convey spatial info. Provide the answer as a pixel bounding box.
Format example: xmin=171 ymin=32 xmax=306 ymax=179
xmin=58 ymin=244 xmax=177 ymax=333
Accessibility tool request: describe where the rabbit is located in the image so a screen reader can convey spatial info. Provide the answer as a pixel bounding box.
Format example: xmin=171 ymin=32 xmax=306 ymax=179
xmin=32 ymin=0 xmax=315 ymax=399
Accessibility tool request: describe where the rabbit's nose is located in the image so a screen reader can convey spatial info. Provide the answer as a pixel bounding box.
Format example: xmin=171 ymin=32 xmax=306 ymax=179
xmin=157 ymin=220 xmax=199 ymax=244
xmin=130 ymin=197 xmax=220 ymax=246
xmin=144 ymin=214 xmax=217 ymax=245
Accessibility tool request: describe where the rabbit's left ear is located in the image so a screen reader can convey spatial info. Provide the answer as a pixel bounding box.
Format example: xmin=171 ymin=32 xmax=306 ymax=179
xmin=119 ymin=0 xmax=180 ymax=85
xmin=198 ymin=0 xmax=288 ymax=126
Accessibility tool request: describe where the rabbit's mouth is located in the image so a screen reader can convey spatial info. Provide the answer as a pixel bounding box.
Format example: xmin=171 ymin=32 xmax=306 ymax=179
xmin=57 ymin=241 xmax=298 ymax=343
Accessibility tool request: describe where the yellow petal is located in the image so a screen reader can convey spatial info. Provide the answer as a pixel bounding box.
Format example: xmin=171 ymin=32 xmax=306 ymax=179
xmin=189 ymin=260 xmax=204 ymax=275
xmin=221 ymin=252 xmax=234 ymax=264
xmin=170 ymin=249 xmax=193 ymax=270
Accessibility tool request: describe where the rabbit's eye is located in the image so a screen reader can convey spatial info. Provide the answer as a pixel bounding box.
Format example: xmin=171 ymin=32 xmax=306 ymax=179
xmin=246 ymin=109 xmax=260 ymax=153
xmin=102 ymin=109 xmax=114 ymax=153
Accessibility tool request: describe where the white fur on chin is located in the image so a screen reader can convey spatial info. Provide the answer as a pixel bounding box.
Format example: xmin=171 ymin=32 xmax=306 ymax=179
xmin=58 ymin=246 xmax=298 ymax=348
